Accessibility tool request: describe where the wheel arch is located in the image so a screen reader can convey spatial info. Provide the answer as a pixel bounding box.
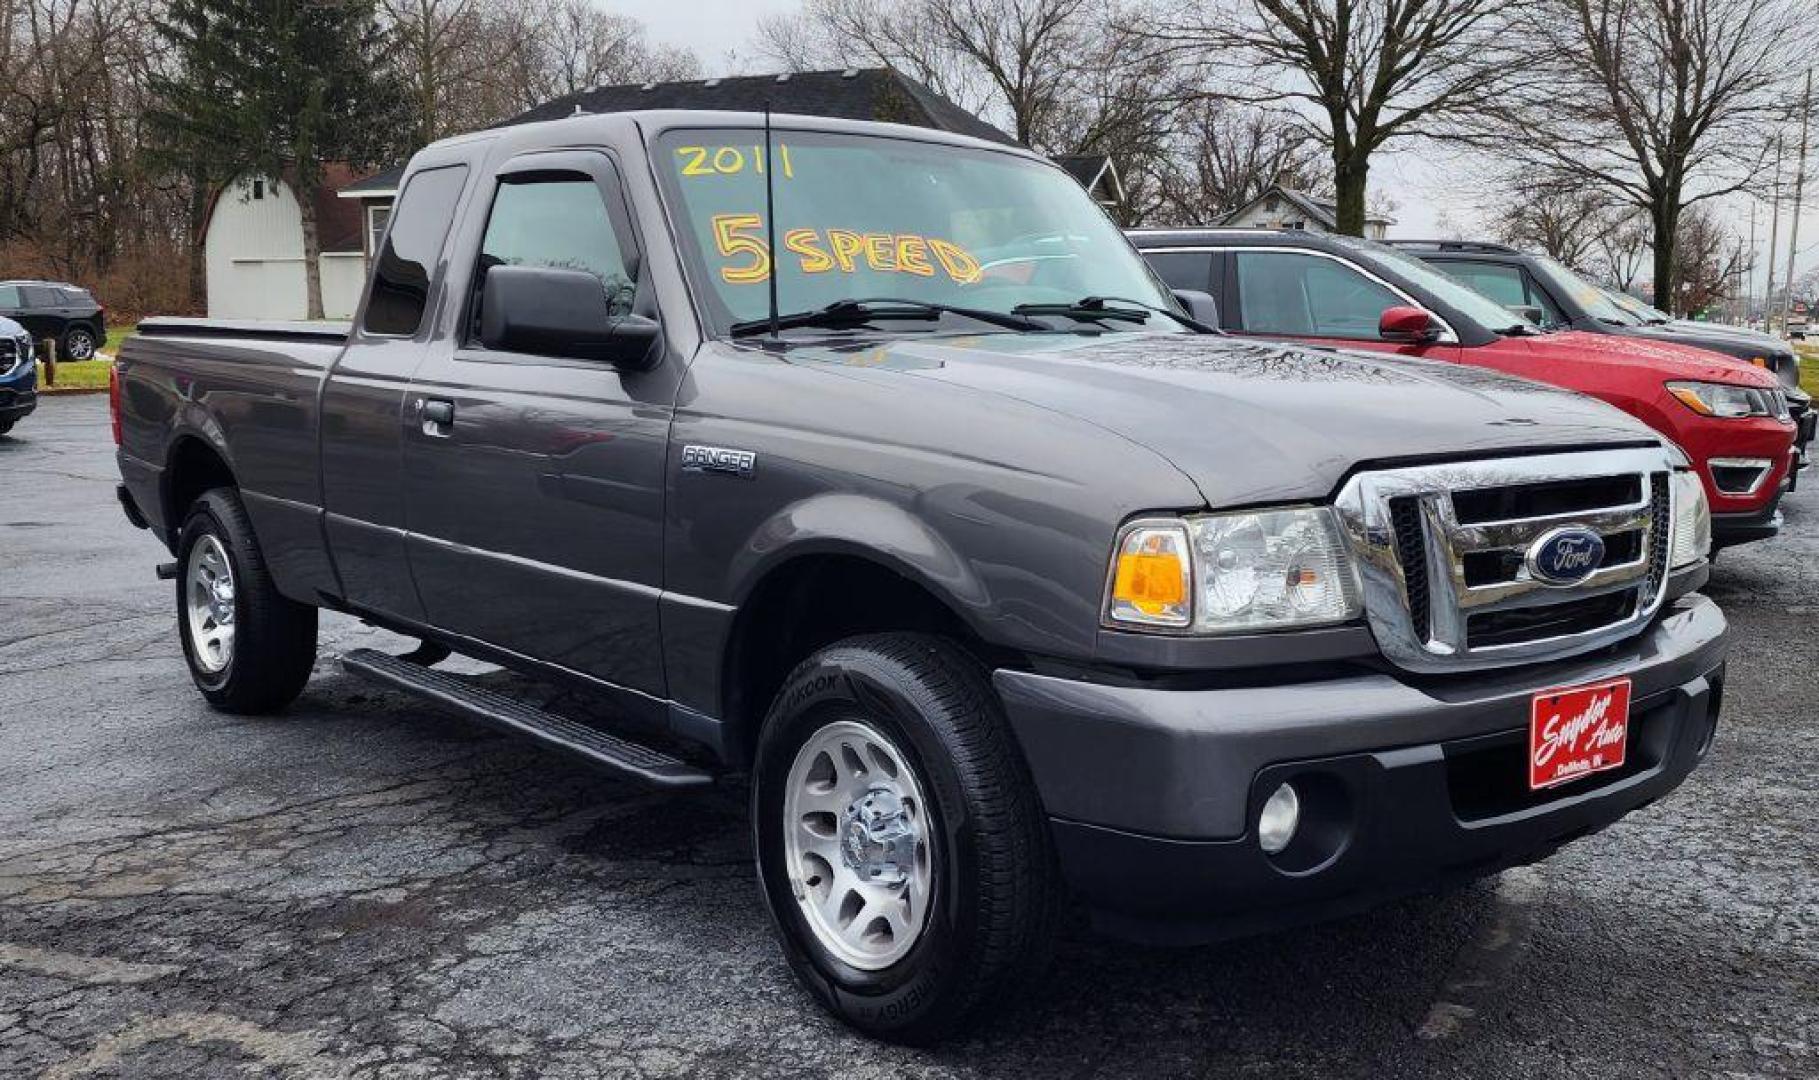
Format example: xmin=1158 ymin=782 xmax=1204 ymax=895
xmin=162 ymin=432 xmax=238 ymax=538
xmin=718 ymin=543 xmax=1012 ymax=769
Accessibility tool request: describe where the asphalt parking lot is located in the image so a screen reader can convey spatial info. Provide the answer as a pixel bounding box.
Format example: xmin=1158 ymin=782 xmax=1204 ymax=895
xmin=1 ymin=394 xmax=1814 ymax=1079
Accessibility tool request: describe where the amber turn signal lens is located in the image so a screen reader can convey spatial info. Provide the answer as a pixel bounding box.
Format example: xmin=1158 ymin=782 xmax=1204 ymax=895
xmin=1108 ymin=525 xmax=1192 ymax=627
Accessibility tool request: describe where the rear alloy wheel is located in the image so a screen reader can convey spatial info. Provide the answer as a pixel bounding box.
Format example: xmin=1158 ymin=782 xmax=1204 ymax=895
xmin=176 ymin=487 xmax=317 ymax=713
xmin=184 ymin=533 xmax=237 ymax=675
xmin=61 ymin=327 xmax=96 ymax=362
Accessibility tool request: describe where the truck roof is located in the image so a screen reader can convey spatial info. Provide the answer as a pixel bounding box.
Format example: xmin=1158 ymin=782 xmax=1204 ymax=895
xmin=424 ymin=108 xmax=1048 ymax=163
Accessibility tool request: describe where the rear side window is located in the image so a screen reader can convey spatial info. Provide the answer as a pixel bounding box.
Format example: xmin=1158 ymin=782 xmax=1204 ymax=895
xmin=1235 ymin=251 xmax=1400 ymax=339
xmin=1142 ymin=250 xmax=1214 ymax=292
xmin=363 ymin=165 xmax=469 ymax=336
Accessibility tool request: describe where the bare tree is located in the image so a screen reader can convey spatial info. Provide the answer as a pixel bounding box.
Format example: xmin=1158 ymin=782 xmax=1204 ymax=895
xmin=1590 ymin=209 xmax=1652 ymax=291
xmin=1144 ymin=99 xmax=1328 ymax=225
xmin=382 ymin=0 xmax=699 ymax=146
xmin=1496 ymin=0 xmax=1812 ymax=307
xmin=1142 ymin=0 xmax=1524 ymax=235
xmin=1669 ymin=203 xmax=1743 ymax=315
xmin=757 ymin=0 xmax=990 ymax=115
xmin=757 ymin=0 xmax=1113 ymax=150
xmin=520 ymin=0 xmax=697 ymax=105
xmin=1491 ymin=182 xmax=1627 ymax=267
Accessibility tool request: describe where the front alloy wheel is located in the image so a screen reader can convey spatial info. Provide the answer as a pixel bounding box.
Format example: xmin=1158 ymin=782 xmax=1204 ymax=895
xmin=783 ymin=718 xmax=934 ymax=970
xmin=753 ymin=633 xmax=1059 ymax=1043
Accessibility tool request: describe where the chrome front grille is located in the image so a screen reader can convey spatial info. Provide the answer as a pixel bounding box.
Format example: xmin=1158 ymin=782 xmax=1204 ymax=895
xmin=1335 ymin=447 xmax=1676 ymax=672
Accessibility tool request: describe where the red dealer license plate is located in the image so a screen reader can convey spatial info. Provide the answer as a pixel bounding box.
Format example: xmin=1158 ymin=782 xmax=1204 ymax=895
xmin=1529 ymin=677 xmax=1632 ymax=790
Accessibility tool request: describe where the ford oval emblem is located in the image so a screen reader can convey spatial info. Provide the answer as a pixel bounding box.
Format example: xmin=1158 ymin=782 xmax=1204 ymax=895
xmin=1526 ymin=526 xmax=1606 ymax=586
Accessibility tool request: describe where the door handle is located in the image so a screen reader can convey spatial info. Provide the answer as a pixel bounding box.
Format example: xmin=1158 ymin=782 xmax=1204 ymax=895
xmin=418 ymin=397 xmax=455 ymax=437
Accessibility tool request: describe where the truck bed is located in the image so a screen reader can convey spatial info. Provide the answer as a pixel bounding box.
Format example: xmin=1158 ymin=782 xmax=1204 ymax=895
xmin=137 ymin=317 xmax=352 ymax=343
xmin=116 ymin=318 xmax=353 ymax=602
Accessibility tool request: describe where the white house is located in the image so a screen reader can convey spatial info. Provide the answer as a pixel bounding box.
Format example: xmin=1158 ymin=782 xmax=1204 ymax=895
xmin=203 ymin=163 xmax=396 ymax=320
xmin=1222 ymin=185 xmax=1395 ymax=241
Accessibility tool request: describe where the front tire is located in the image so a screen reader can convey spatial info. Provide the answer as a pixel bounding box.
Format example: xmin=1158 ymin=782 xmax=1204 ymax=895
xmin=752 ymin=633 xmax=1059 ymax=1043
xmin=176 ymin=487 xmax=317 ymax=713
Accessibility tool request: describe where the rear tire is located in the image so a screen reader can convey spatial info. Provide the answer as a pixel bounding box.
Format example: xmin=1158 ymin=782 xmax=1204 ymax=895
xmin=752 ymin=633 xmax=1059 ymax=1043
xmin=61 ymin=326 xmax=96 ymax=362
xmin=175 ymin=487 xmax=317 ymax=713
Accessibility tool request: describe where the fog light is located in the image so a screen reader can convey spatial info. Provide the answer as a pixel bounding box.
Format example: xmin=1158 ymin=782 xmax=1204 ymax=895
xmin=1258 ymin=782 xmax=1300 ymax=854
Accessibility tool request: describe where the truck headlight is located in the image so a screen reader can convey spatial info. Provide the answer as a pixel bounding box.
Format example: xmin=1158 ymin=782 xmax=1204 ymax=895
xmin=1666 ymin=380 xmax=1781 ymax=419
xmin=1669 ymin=470 xmax=1711 ymax=569
xmin=1106 ymin=508 xmax=1361 ymax=633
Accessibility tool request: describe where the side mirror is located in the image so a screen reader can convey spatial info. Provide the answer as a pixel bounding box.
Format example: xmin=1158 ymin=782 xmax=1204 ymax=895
xmin=1379 ymin=305 xmax=1441 ymax=344
xmin=1509 ymin=304 xmax=1545 ymax=325
xmin=1171 ymin=289 xmax=1220 ymax=329
xmin=479 ymin=265 xmax=661 ymax=370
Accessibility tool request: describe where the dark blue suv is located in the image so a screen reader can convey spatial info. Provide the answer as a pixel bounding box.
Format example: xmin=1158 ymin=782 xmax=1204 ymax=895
xmin=0 ymin=315 xmax=36 ymax=436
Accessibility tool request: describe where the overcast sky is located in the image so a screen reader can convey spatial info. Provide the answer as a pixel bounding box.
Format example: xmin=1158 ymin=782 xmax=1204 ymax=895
xmin=617 ymin=0 xmax=1814 ymax=295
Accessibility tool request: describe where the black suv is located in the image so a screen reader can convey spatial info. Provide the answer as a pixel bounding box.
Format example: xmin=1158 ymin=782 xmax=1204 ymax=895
xmin=1387 ymin=240 xmax=1813 ymax=478
xmin=0 ymin=280 xmax=106 ymax=361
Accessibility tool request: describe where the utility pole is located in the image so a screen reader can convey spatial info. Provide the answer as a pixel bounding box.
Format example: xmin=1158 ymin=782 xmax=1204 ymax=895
xmin=1781 ymin=68 xmax=1812 ymax=336
xmin=1766 ymin=135 xmax=1784 ymax=331
xmin=1746 ymin=202 xmax=1757 ymax=324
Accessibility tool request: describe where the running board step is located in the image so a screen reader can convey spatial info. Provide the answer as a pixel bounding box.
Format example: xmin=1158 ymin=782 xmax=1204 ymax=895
xmin=339 ymin=648 xmax=712 ymax=789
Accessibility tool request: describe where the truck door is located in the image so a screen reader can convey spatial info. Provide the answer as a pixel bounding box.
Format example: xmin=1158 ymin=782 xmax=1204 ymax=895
xmin=401 ymin=150 xmax=677 ymax=698
xmin=320 ymin=162 xmax=472 ymax=621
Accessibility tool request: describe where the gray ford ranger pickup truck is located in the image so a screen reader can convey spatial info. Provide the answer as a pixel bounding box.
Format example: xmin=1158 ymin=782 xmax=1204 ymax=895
xmin=113 ymin=111 xmax=1728 ymax=1042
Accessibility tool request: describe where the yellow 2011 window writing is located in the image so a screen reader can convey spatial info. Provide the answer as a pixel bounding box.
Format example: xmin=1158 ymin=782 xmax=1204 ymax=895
xmin=676 ymin=144 xmax=795 ymax=179
xmin=710 ymin=214 xmax=981 ymax=286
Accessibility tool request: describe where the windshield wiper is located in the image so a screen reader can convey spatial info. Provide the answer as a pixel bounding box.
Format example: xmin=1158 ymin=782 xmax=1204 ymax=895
xmin=728 ymin=297 xmax=1044 ymax=337
xmin=1014 ymin=295 xmax=1215 ymax=332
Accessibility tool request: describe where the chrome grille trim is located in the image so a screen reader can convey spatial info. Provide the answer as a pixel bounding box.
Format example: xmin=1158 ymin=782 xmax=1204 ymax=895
xmin=1335 ymin=447 xmax=1676 ymax=673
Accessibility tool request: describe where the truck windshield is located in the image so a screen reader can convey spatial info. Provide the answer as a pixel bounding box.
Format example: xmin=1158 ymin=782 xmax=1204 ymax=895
xmin=651 ymin=128 xmax=1184 ymax=335
xmin=1327 ymin=235 xmax=1542 ymax=333
xmin=1532 ymin=256 xmax=1638 ymax=325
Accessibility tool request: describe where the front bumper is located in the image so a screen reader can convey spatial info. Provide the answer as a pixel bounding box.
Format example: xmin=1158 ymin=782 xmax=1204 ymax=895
xmin=996 ymin=595 xmax=1727 ymax=943
xmin=1712 ymin=493 xmax=1784 ymax=548
xmin=0 ymin=384 xmax=36 ymax=423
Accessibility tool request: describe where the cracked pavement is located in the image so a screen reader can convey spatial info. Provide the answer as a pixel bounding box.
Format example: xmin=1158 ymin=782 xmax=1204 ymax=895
xmin=1 ymin=395 xmax=1814 ymax=1078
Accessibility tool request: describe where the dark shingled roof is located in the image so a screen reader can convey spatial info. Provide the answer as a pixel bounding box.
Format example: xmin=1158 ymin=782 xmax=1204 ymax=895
xmin=499 ymin=68 xmax=1018 ymax=147
xmin=338 ymin=164 xmax=403 ymax=199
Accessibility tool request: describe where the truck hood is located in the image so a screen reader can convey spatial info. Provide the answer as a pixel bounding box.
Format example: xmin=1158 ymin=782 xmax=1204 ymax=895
xmin=787 ymin=332 xmax=1660 ymax=507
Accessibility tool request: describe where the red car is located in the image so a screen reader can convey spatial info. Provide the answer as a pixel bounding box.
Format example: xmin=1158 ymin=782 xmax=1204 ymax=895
xmin=1130 ymin=228 xmax=1797 ymax=548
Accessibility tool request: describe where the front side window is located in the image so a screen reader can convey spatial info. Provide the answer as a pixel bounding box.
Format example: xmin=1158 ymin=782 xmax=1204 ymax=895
xmin=1235 ymin=251 xmax=1401 ymax=339
xmin=476 ymin=176 xmax=636 ymax=321
xmin=0 ymin=285 xmax=20 ymax=310
xmin=363 ymin=165 xmax=469 ymax=336
xmin=651 ymin=128 xmax=1180 ymax=334
xmin=1442 ymin=261 xmax=1526 ymax=308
